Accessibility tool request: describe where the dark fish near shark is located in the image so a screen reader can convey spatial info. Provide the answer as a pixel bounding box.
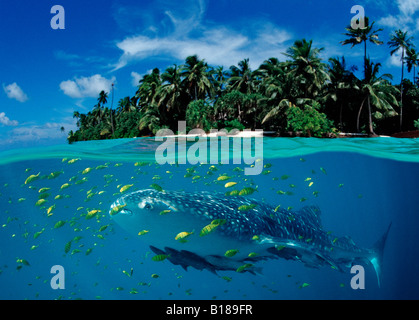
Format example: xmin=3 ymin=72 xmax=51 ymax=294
xmin=109 ymin=189 xmax=391 ymax=286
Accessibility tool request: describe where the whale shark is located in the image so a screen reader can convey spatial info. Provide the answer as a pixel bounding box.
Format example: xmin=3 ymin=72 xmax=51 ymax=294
xmin=109 ymin=189 xmax=391 ymax=286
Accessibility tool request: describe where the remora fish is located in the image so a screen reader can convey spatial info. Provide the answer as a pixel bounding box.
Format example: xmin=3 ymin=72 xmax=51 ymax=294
xmin=109 ymin=189 xmax=391 ymax=285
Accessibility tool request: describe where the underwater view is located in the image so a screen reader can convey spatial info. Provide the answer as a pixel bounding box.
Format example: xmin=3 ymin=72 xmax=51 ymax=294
xmin=0 ymin=136 xmax=418 ymax=300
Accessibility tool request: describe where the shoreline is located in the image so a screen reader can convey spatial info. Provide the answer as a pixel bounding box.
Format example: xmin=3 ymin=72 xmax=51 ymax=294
xmin=159 ymin=129 xmax=419 ymax=139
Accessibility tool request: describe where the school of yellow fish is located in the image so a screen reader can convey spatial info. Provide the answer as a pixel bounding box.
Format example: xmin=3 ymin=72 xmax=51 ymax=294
xmin=0 ymin=155 xmax=353 ymax=299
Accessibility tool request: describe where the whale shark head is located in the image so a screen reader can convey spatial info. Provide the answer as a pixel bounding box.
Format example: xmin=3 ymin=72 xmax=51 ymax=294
xmin=109 ymin=189 xmax=182 ymax=235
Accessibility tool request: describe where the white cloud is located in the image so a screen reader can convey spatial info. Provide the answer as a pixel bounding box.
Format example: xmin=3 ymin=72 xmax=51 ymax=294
xmin=0 ymin=112 xmax=18 ymax=126
xmin=3 ymin=82 xmax=28 ymax=102
xmin=378 ymin=0 xmax=419 ymax=34
xmin=112 ymin=2 xmax=292 ymax=71
xmin=59 ymin=74 xmax=116 ymax=98
xmin=397 ymin=0 xmax=419 ymax=16
xmin=131 ymin=71 xmax=142 ymax=87
xmin=387 ymin=47 xmax=403 ymax=67
xmin=114 ymin=25 xmax=291 ymax=70
xmin=0 ymin=118 xmax=77 ymax=147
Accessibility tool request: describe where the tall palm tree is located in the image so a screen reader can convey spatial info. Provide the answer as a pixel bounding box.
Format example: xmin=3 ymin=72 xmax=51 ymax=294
xmin=283 ymin=39 xmax=329 ymax=99
xmin=341 ymin=17 xmax=383 ymax=79
xmin=405 ymin=48 xmax=418 ymax=86
xmin=356 ymin=58 xmax=398 ymax=135
xmin=388 ymin=29 xmax=415 ymax=130
xmin=181 ymin=55 xmax=213 ymax=101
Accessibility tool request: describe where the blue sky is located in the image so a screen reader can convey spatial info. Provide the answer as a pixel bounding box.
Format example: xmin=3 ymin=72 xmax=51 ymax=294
xmin=0 ymin=0 xmax=418 ymax=150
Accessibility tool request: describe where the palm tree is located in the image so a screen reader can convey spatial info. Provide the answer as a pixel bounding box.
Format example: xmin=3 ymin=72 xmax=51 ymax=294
xmin=136 ymin=68 xmax=161 ymax=109
xmin=181 ymin=55 xmax=213 ymax=101
xmin=283 ymin=39 xmax=329 ymax=99
xmin=388 ymin=29 xmax=415 ymax=130
xmin=156 ymin=64 xmax=188 ymax=119
xmin=405 ymin=48 xmax=418 ymax=86
xmin=341 ymin=17 xmax=383 ymax=79
xmin=323 ymin=56 xmax=358 ymax=130
xmin=98 ymin=90 xmax=108 ymax=107
xmin=209 ymin=65 xmax=229 ymax=98
xmin=356 ymin=58 xmax=398 ymax=135
xmin=138 ymin=103 xmax=163 ymax=135
xmin=228 ymin=58 xmax=258 ymax=94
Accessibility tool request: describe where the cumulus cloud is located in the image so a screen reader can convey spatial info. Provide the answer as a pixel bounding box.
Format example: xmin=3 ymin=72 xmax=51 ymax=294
xmin=0 ymin=112 xmax=18 ymax=126
xmin=3 ymin=82 xmax=28 ymax=102
xmin=378 ymin=0 xmax=419 ymax=33
xmin=59 ymin=74 xmax=116 ymax=98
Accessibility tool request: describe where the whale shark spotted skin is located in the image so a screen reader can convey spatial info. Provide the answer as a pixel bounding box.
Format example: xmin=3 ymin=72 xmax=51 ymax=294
xmin=110 ymin=189 xmax=391 ymax=284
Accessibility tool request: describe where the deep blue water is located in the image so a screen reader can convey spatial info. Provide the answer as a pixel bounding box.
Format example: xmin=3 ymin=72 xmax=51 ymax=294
xmin=0 ymin=137 xmax=418 ymax=300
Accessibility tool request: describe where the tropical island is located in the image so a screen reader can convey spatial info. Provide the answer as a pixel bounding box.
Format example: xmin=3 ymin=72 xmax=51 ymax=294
xmin=67 ymin=19 xmax=419 ymax=143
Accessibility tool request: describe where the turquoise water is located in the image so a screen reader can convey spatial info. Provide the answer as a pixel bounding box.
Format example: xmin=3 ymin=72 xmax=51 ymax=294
xmin=0 ymin=137 xmax=418 ymax=299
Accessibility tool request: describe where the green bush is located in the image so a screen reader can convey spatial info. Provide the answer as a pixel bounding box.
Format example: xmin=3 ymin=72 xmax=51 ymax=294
xmin=286 ymin=102 xmax=336 ymax=137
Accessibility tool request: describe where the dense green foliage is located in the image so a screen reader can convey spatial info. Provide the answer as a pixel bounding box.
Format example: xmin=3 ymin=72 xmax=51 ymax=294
xmin=68 ymin=21 xmax=419 ymax=143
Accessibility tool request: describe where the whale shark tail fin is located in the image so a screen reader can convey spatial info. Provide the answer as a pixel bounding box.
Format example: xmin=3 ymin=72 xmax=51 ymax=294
xmin=369 ymin=222 xmax=392 ymax=288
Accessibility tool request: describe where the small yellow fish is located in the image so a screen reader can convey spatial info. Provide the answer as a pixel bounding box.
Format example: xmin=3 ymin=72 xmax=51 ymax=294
xmin=110 ymin=204 xmax=127 ymax=216
xmin=238 ymin=204 xmax=257 ymax=211
xmin=120 ymin=184 xmax=133 ymax=193
xmin=238 ymin=187 xmax=257 ymax=196
xmin=151 ymin=273 xmax=159 ymax=278
xmin=48 ymin=171 xmax=63 ymax=179
xmin=60 ymin=183 xmax=70 ymax=190
xmin=64 ymin=240 xmax=72 ymax=254
xmin=86 ymin=210 xmax=101 ymax=220
xmin=152 ymin=254 xmax=168 ymax=262
xmin=54 ymin=220 xmax=66 ymax=229
xmin=236 ymin=263 xmax=253 ymax=273
xmin=211 ymin=219 xmax=226 ymax=226
xmin=217 ymin=175 xmax=231 ymax=181
xmin=82 ymin=167 xmax=93 ymax=175
xmin=308 ymin=181 xmax=314 ymax=187
xmin=159 ymin=210 xmax=171 ymax=215
xmin=68 ymin=158 xmax=80 ymax=164
xmin=224 ymin=249 xmax=239 ymax=257
xmin=46 ymin=205 xmax=56 ymax=216
xmin=38 ymin=187 xmax=51 ymax=194
xmin=138 ymin=230 xmax=149 ymax=236
xmin=224 ymin=182 xmax=237 ymax=188
xmin=150 ymin=183 xmax=163 ymax=192
xmin=35 ymin=199 xmax=47 ymax=207
xmin=199 ymin=223 xmax=218 ymax=236
xmin=25 ymin=172 xmax=40 ymax=185
xmin=175 ymin=231 xmax=194 ymax=241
